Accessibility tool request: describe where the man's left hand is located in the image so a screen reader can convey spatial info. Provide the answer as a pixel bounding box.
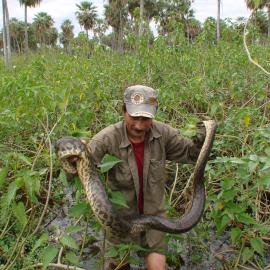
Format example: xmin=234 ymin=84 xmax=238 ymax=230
xmin=193 ymin=121 xmax=206 ymax=146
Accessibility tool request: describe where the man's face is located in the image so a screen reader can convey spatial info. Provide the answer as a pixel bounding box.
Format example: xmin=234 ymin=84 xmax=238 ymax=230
xmin=124 ymin=112 xmax=152 ymax=142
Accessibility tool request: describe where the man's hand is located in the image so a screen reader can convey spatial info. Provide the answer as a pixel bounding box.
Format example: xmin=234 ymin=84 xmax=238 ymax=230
xmin=193 ymin=121 xmax=206 ymax=146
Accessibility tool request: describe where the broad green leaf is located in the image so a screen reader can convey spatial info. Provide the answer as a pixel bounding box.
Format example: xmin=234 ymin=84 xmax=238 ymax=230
xmin=98 ymin=154 xmax=123 ymax=173
xmin=109 ymin=191 xmax=129 ymax=209
xmin=65 ymin=251 xmax=80 ymax=264
xmin=31 ymin=172 xmax=41 ymax=193
xmin=236 ymin=167 xmax=249 ymax=182
xmin=191 ymin=254 xmax=201 ymax=262
xmin=210 ymin=104 xmax=218 ymax=116
xmin=237 ymin=213 xmax=256 ymax=225
xmin=258 ymin=174 xmax=270 ymax=188
xmin=75 ymin=189 xmax=83 ymax=203
xmin=0 ymin=167 xmax=8 ymax=189
xmin=69 ymin=202 xmax=90 ymax=218
xmin=248 ymin=155 xmax=258 ymax=161
xmin=73 ymin=175 xmax=83 ymax=191
xmin=220 ymin=189 xmax=237 ymax=202
xmin=265 ymin=147 xmax=270 ymax=156
xmin=253 ymin=223 xmax=270 ymax=234
xmin=261 ymin=160 xmax=270 ymax=171
xmin=71 ymin=129 xmax=90 ymax=137
xmin=212 ymin=157 xmax=230 ymax=163
xmin=41 ymin=246 xmax=58 ymax=269
xmin=6 ymin=181 xmax=19 ymax=207
xmin=229 ymin=158 xmax=246 ymax=164
xmin=16 ymin=153 xmax=32 ymax=165
xmin=31 ymin=232 xmax=49 ymax=253
xmin=12 ymin=202 xmax=27 ymax=227
xmin=39 ymin=168 xmax=48 ymax=176
xmin=65 ymin=225 xmax=83 ymax=234
xmin=221 ymin=178 xmax=235 ymax=191
xmin=242 ymin=247 xmax=253 ymax=264
xmin=248 ymin=161 xmax=258 ymax=173
xmin=60 ymin=235 xmax=79 ymax=250
xmin=250 ymin=237 xmax=264 ymax=255
xmin=226 ymin=202 xmax=244 ymax=214
xmin=230 ymin=228 xmax=242 ymax=244
xmin=59 ymin=170 xmax=68 ymax=186
xmin=23 ymin=171 xmax=40 ymax=203
xmin=105 ymin=247 xmax=118 ymax=258
xmin=128 ymin=256 xmax=140 ymax=265
xmin=217 ymin=214 xmax=231 ymax=234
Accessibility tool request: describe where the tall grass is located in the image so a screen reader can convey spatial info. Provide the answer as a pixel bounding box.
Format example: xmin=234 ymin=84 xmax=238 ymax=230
xmin=0 ymin=39 xmax=270 ymax=269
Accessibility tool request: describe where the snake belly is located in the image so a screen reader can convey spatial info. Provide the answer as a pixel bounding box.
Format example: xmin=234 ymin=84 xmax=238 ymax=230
xmin=55 ymin=120 xmax=217 ymax=234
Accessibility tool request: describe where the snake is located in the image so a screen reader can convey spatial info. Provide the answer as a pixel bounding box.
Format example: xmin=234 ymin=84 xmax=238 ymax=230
xmin=55 ymin=120 xmax=217 ymax=235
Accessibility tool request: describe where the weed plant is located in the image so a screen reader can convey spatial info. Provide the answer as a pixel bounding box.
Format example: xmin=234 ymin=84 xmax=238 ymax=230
xmin=0 ymin=37 xmax=270 ymax=269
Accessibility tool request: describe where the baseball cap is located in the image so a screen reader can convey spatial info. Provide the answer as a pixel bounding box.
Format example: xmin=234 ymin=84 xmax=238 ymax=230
xmin=124 ymin=85 xmax=158 ymax=118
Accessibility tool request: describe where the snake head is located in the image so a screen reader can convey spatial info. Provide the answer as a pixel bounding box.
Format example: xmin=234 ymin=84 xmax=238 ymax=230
xmin=54 ymin=136 xmax=87 ymax=160
xmin=55 ymin=136 xmax=88 ymax=174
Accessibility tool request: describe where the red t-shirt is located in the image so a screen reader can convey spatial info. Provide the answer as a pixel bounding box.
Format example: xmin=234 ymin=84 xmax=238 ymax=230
xmin=131 ymin=141 xmax=144 ymax=214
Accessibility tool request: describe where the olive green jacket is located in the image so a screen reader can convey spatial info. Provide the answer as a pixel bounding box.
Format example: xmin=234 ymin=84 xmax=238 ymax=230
xmin=88 ymin=120 xmax=201 ymax=248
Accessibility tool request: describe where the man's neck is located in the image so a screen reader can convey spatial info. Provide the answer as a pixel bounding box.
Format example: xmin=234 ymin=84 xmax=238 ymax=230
xmin=128 ymin=135 xmax=145 ymax=144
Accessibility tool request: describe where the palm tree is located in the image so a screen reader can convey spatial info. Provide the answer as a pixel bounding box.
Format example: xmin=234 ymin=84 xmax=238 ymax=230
xmin=45 ymin=27 xmax=58 ymax=47
xmin=259 ymin=0 xmax=270 ymax=37
xmin=75 ymin=1 xmax=97 ymax=38
xmin=93 ymin=18 xmax=108 ymax=43
xmin=128 ymin=0 xmax=158 ymax=36
xmin=186 ymin=18 xmax=201 ymax=40
xmin=217 ymin=0 xmax=221 ymax=42
xmin=139 ymin=0 xmax=144 ymax=37
xmin=60 ymin=19 xmax=74 ymax=52
xmin=104 ymin=0 xmax=128 ymax=52
xmin=155 ymin=0 xmax=194 ymax=39
xmin=32 ymin=12 xmax=54 ymax=46
xmin=245 ymin=0 xmax=270 ymax=37
xmin=245 ymin=0 xmax=264 ymax=9
xmin=9 ymin=18 xmax=25 ymax=53
xmin=19 ymin=0 xmax=42 ymax=53
xmin=2 ymin=0 xmax=11 ymax=66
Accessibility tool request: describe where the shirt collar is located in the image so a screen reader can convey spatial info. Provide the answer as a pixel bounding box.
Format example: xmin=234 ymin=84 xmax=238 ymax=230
xmin=120 ymin=120 xmax=131 ymax=148
xmin=119 ymin=120 xmax=161 ymax=149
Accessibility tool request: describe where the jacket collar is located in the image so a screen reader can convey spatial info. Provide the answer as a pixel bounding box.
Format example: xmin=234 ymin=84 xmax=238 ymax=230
xmin=119 ymin=120 xmax=161 ymax=149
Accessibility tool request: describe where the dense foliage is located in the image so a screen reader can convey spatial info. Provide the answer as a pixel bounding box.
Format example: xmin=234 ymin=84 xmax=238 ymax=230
xmin=1 ymin=35 xmax=270 ymax=269
xmin=2 ymin=0 xmax=270 ymax=54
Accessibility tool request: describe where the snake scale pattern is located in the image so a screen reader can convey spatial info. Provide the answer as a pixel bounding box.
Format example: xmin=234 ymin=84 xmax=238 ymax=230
xmin=55 ymin=120 xmax=217 ymax=235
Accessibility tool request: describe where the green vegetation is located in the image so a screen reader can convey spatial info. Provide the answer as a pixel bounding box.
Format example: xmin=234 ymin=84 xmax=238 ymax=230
xmin=1 ymin=35 xmax=270 ymax=269
xmin=1 ymin=0 xmax=270 ymax=268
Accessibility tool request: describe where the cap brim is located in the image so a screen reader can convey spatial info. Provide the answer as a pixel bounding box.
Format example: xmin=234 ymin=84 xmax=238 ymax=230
xmin=126 ymin=103 xmax=156 ymax=118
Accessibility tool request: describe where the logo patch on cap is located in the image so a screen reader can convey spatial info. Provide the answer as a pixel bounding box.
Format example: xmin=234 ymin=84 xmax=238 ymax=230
xmin=131 ymin=92 xmax=144 ymax=104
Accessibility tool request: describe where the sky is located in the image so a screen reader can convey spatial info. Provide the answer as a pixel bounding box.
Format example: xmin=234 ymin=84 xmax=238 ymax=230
xmin=0 ymin=0 xmax=251 ymax=36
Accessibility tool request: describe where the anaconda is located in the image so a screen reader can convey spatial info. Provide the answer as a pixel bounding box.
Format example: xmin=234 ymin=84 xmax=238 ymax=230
xmin=55 ymin=120 xmax=216 ymax=234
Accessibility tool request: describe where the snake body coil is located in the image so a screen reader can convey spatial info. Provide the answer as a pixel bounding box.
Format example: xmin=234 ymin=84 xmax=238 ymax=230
xmin=55 ymin=120 xmax=216 ymax=234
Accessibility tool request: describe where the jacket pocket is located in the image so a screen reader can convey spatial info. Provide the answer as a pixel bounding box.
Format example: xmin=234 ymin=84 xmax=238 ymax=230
xmin=144 ymin=159 xmax=166 ymax=214
xmin=110 ymin=162 xmax=134 ymax=189
xmin=149 ymin=159 xmax=165 ymax=183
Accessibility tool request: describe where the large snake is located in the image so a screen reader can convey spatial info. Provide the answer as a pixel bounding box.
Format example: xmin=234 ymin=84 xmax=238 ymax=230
xmin=55 ymin=120 xmax=216 ymax=235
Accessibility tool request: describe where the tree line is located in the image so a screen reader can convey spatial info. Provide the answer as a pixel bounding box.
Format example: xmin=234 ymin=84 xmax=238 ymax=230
xmin=1 ymin=0 xmax=270 ymax=64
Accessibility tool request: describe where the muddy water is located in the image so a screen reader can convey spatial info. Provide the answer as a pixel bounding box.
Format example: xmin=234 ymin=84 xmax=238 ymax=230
xmin=45 ymin=187 xmax=270 ymax=270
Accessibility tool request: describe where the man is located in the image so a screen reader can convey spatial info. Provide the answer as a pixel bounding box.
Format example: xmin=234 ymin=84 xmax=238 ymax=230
xmin=87 ymin=85 xmax=206 ymax=270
